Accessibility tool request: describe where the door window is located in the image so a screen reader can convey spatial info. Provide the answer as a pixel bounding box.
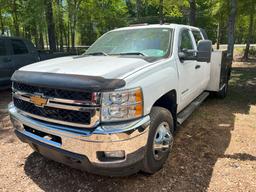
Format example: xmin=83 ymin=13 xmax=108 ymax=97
xmin=180 ymin=30 xmax=194 ymax=51
xmin=192 ymin=30 xmax=203 ymax=44
xmin=0 ymin=39 xmax=7 ymax=56
xmin=11 ymin=39 xmax=29 ymax=55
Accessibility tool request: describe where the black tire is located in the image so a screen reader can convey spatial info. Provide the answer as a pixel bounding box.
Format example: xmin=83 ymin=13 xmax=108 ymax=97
xmin=142 ymin=107 xmax=174 ymax=174
xmin=217 ymin=82 xmax=228 ymax=99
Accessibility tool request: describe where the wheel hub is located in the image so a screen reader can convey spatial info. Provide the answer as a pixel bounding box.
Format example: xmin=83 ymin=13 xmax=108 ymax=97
xmin=153 ymin=122 xmax=173 ymax=160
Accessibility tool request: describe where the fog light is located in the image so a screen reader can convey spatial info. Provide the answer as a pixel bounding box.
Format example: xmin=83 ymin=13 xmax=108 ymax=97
xmin=10 ymin=117 xmax=24 ymax=131
xmin=104 ymin=150 xmax=125 ymax=158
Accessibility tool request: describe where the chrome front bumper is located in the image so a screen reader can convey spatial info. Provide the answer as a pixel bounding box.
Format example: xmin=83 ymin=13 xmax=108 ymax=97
xmin=9 ymin=103 xmax=150 ymax=172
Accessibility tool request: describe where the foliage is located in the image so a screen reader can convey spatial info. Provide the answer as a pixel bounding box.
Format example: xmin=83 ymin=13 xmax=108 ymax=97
xmin=0 ymin=0 xmax=255 ymax=53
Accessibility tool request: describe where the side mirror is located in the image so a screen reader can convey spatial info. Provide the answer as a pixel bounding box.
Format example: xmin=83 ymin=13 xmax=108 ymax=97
xmin=179 ymin=48 xmax=197 ymax=61
xmin=197 ymin=40 xmax=212 ymax=62
xmin=178 ymin=51 xmax=186 ymax=60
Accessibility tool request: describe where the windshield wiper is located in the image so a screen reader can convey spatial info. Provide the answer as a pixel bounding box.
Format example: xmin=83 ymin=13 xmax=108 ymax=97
xmin=119 ymin=52 xmax=146 ymax=56
xmin=85 ymin=52 xmax=109 ymax=56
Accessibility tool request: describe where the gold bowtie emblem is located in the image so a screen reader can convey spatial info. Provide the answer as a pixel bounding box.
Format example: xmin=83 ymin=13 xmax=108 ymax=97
xmin=30 ymin=95 xmax=48 ymax=107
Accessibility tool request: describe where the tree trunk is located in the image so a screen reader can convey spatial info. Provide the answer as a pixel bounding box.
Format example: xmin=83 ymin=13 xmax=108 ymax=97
xmin=68 ymin=11 xmax=74 ymax=51
xmin=71 ymin=30 xmax=75 ymax=51
xmin=67 ymin=1 xmax=76 ymax=51
xmin=243 ymin=11 xmax=254 ymax=60
xmin=32 ymin=24 xmax=39 ymax=48
xmin=56 ymin=32 xmax=59 ymax=51
xmin=227 ymin=0 xmax=237 ymax=61
xmin=25 ymin=26 xmax=31 ymax=41
xmin=216 ymin=12 xmax=224 ymax=50
xmin=58 ymin=0 xmax=64 ymax=52
xmin=216 ymin=23 xmax=220 ymax=50
xmin=136 ymin=0 xmax=142 ymax=22
xmin=189 ymin=0 xmax=196 ymax=26
xmin=0 ymin=9 xmax=4 ymax=35
xmin=59 ymin=28 xmax=64 ymax=52
xmin=70 ymin=10 xmax=75 ymax=51
xmin=159 ymin=0 xmax=164 ymax=24
xmin=63 ymin=24 xmax=68 ymax=52
xmin=44 ymin=0 xmax=56 ymax=52
xmin=45 ymin=31 xmax=49 ymax=49
xmin=68 ymin=0 xmax=82 ymax=52
xmin=71 ymin=17 xmax=77 ymax=51
xmin=12 ymin=0 xmax=20 ymax=36
xmin=67 ymin=21 xmax=70 ymax=52
xmin=39 ymin=32 xmax=44 ymax=50
xmin=125 ymin=0 xmax=134 ymax=17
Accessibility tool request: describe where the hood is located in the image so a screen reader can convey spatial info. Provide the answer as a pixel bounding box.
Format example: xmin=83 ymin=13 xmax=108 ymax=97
xmin=20 ymin=55 xmax=152 ymax=79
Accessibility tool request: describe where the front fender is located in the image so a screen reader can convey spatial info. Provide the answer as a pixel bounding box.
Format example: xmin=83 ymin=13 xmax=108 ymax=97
xmin=123 ymin=59 xmax=179 ymax=115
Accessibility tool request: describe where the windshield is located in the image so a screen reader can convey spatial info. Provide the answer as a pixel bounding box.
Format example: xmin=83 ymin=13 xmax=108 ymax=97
xmin=86 ymin=28 xmax=173 ymax=58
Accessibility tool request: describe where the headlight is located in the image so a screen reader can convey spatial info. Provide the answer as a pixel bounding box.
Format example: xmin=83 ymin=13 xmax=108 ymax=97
xmin=101 ymin=87 xmax=143 ymax=122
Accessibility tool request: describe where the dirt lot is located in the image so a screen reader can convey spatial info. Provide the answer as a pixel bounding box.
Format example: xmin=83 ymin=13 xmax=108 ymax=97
xmin=0 ymin=61 xmax=256 ymax=192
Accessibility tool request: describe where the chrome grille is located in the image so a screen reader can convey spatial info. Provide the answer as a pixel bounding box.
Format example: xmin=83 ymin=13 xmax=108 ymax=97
xmin=13 ymin=82 xmax=92 ymax=101
xmin=13 ymin=97 xmax=92 ymax=125
xmin=12 ymin=82 xmax=100 ymax=128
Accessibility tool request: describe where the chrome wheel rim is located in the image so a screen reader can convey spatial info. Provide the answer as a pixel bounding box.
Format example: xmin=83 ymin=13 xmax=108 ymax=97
xmin=153 ymin=122 xmax=173 ymax=160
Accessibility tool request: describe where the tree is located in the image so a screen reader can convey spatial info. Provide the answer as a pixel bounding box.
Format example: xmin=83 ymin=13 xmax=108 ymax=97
xmin=213 ymin=0 xmax=229 ymax=49
xmin=57 ymin=0 xmax=64 ymax=52
xmin=9 ymin=0 xmax=20 ymax=36
xmin=0 ymin=0 xmax=254 ymax=57
xmin=227 ymin=0 xmax=237 ymax=60
xmin=159 ymin=0 xmax=164 ymax=24
xmin=136 ymin=0 xmax=143 ymax=21
xmin=76 ymin=0 xmax=127 ymax=46
xmin=189 ymin=0 xmax=196 ymax=26
xmin=126 ymin=0 xmax=135 ymax=17
xmin=44 ymin=0 xmax=56 ymax=52
xmin=242 ymin=0 xmax=256 ymax=60
xmin=67 ymin=0 xmax=82 ymax=51
xmin=0 ymin=9 xmax=4 ymax=35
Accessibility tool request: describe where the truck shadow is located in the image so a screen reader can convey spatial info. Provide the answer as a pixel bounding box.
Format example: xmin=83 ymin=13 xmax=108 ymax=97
xmin=23 ymin=65 xmax=256 ymax=192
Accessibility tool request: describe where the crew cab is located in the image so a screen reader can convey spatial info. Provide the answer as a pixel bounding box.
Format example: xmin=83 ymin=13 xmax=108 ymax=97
xmin=8 ymin=24 xmax=231 ymax=176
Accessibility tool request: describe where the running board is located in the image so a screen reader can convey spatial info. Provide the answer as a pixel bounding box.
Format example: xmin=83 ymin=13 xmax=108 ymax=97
xmin=177 ymin=92 xmax=209 ymax=124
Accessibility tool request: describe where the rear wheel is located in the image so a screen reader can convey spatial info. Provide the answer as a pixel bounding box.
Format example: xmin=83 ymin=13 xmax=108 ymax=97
xmin=217 ymin=82 xmax=228 ymax=98
xmin=142 ymin=107 xmax=174 ymax=174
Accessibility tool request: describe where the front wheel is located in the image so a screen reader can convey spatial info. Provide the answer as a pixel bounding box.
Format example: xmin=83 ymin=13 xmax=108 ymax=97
xmin=142 ymin=107 xmax=174 ymax=174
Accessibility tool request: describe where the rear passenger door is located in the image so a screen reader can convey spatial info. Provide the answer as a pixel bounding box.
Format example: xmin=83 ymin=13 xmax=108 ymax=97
xmin=192 ymin=30 xmax=211 ymax=92
xmin=10 ymin=39 xmax=39 ymax=69
xmin=0 ymin=38 xmax=14 ymax=86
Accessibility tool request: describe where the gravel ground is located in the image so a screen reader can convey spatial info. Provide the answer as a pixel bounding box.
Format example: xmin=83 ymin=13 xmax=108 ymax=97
xmin=0 ymin=61 xmax=256 ymax=192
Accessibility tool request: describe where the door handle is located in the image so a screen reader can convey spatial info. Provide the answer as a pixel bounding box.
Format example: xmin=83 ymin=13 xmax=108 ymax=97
xmin=195 ymin=65 xmax=201 ymax=69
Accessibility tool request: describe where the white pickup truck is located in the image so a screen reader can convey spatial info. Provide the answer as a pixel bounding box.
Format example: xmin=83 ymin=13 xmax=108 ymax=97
xmin=9 ymin=24 xmax=231 ymax=176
